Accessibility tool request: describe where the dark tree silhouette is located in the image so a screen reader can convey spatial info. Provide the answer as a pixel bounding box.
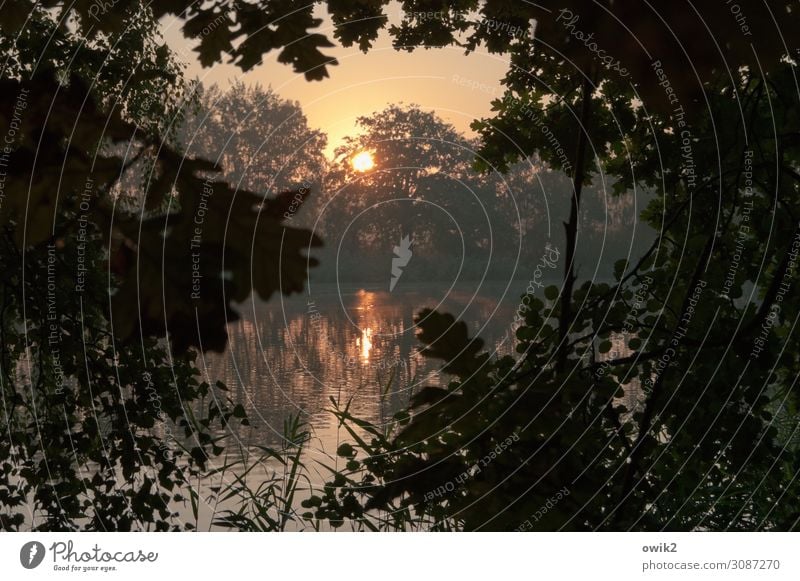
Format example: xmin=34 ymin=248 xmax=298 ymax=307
xmin=298 ymin=2 xmax=800 ymax=531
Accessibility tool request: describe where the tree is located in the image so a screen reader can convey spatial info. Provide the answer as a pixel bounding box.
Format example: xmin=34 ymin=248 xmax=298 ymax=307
xmin=315 ymin=105 xmax=522 ymax=283
xmin=180 ymin=82 xmax=327 ymax=196
xmin=0 ymin=2 xmax=320 ymax=529
xmin=298 ymin=2 xmax=800 ymax=531
xmin=1 ymin=3 xmax=322 ymax=354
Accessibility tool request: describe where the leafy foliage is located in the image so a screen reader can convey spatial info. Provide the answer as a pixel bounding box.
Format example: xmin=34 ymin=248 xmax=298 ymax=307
xmin=0 ymin=5 xmax=320 ymax=353
xmin=0 ymin=221 xmax=247 ymax=530
xmin=3 ymin=0 xmax=800 ymax=533
xmin=212 ymin=415 xmax=312 ymax=531
xmin=299 ymin=2 xmax=800 ymax=531
xmin=0 ymin=2 xmax=321 ymax=529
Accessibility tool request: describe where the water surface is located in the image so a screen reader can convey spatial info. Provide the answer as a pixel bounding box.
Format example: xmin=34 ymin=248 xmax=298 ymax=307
xmin=205 ymin=281 xmax=534 ymax=455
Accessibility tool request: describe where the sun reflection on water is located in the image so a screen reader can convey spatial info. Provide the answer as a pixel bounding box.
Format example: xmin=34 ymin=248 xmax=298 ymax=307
xmin=207 ymin=283 xmax=519 ymax=453
xmin=357 ymin=327 xmax=373 ymax=361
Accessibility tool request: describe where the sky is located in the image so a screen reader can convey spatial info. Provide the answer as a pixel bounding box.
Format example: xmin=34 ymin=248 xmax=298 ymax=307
xmin=161 ymin=4 xmax=509 ymax=157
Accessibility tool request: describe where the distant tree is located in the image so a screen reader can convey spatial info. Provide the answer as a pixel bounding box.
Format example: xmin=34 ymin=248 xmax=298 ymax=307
xmin=316 ymin=105 xmax=522 ymax=283
xmin=180 ymin=82 xmax=327 ymax=195
xmin=314 ymin=102 xmax=644 ymax=285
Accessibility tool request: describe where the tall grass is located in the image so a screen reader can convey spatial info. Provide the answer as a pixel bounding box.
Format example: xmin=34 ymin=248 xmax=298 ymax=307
xmin=200 ymin=374 xmax=461 ymax=532
xmin=209 ymin=414 xmax=313 ymax=531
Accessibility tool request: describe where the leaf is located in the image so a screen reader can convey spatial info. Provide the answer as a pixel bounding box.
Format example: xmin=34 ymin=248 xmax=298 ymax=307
xmin=183 ymin=11 xmax=234 ymax=68
xmin=414 ymin=309 xmax=488 ymax=379
xmin=336 ymin=443 xmax=355 ymax=458
xmin=409 ymin=386 xmax=451 ymax=409
xmin=110 ymin=175 xmax=321 ymax=352
xmin=0 ymin=73 xmax=132 ymax=247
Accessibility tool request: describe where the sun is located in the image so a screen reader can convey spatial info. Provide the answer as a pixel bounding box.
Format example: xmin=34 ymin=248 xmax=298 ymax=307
xmin=352 ymin=151 xmax=375 ymax=172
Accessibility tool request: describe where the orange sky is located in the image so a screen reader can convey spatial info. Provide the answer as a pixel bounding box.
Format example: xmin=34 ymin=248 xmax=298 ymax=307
xmin=161 ymin=5 xmax=508 ymax=157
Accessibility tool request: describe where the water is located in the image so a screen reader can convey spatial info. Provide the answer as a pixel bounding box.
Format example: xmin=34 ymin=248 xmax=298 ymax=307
xmin=185 ymin=278 xmax=639 ymax=529
xmin=204 ymin=280 xmax=535 ymax=457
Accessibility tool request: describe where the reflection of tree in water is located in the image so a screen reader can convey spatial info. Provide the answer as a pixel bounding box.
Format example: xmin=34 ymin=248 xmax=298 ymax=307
xmin=204 ymin=285 xmax=521 ymax=451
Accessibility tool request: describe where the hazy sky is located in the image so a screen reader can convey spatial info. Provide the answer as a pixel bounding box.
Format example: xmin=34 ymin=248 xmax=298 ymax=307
xmin=161 ymin=5 xmax=509 ymax=157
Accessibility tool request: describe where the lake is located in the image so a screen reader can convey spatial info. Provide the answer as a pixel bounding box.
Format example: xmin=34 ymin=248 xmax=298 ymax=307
xmin=204 ymin=280 xmax=537 ymax=457
xmin=186 ymin=278 xmax=639 ymax=529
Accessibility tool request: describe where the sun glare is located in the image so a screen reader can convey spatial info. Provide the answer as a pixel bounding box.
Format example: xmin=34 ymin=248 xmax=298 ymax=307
xmin=352 ymin=151 xmax=375 ymax=172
